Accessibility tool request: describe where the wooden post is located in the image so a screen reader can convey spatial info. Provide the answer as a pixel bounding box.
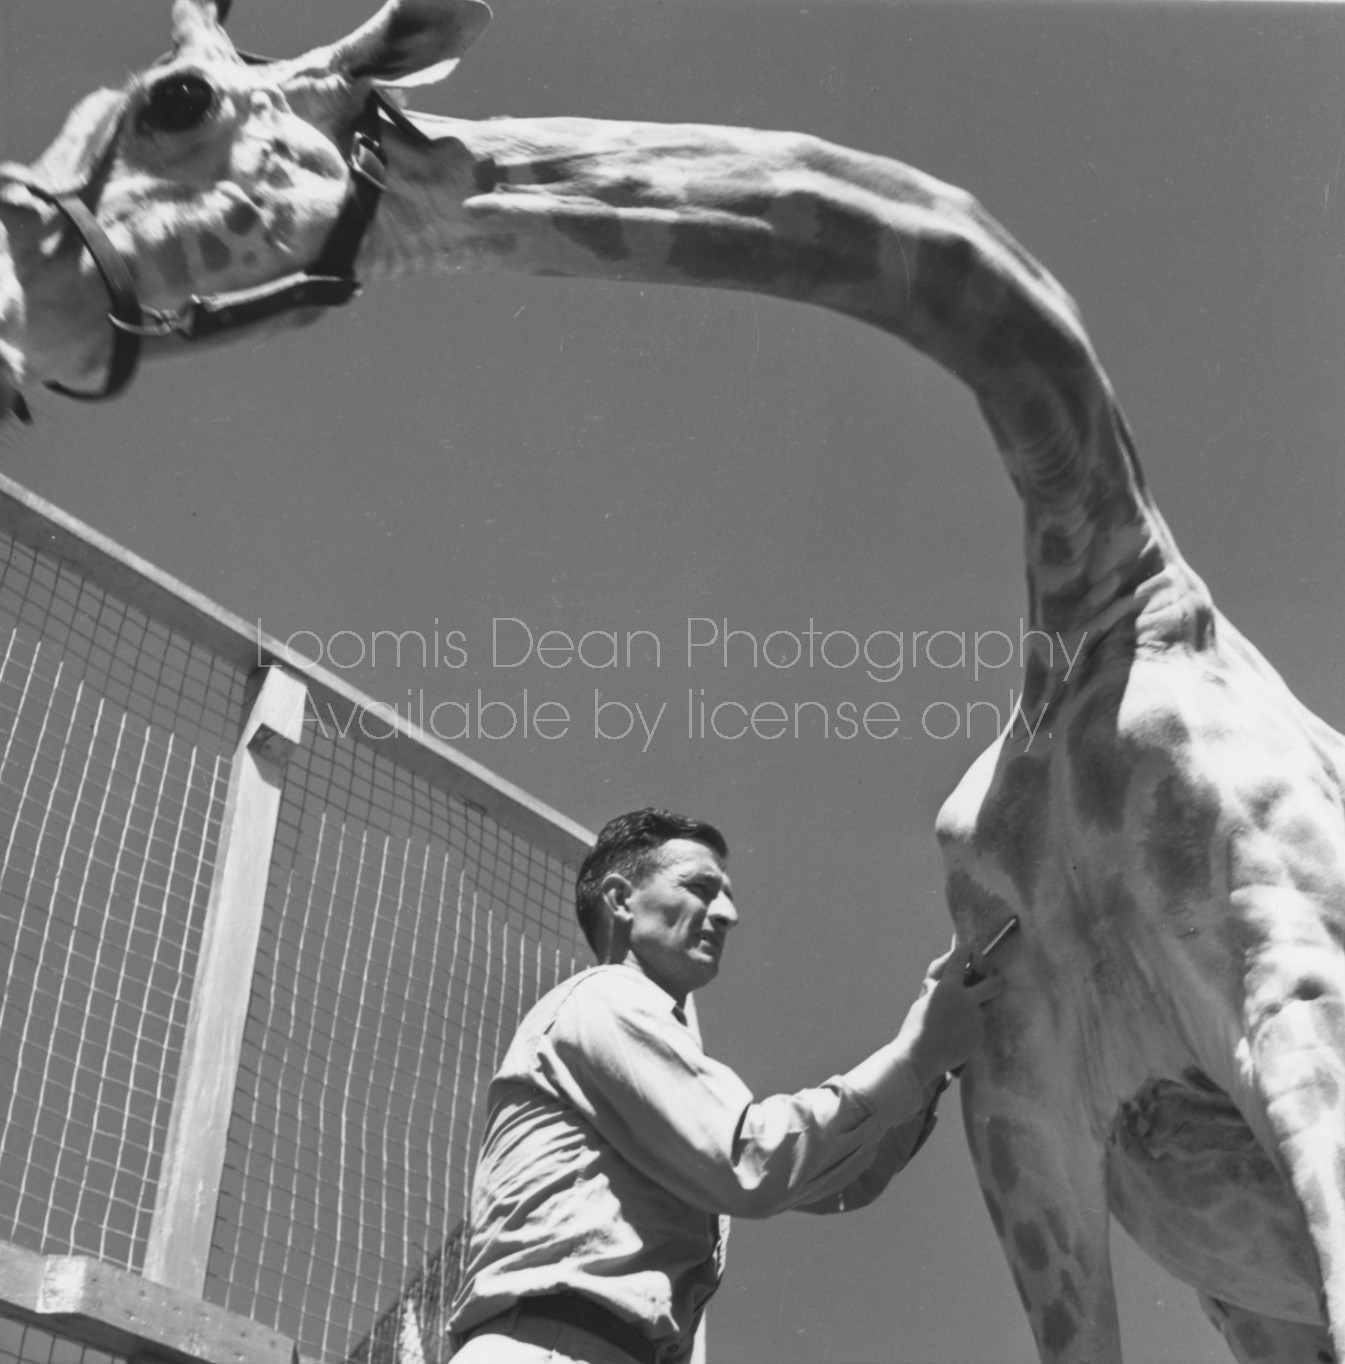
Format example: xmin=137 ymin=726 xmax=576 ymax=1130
xmin=142 ymin=666 xmax=308 ymax=1296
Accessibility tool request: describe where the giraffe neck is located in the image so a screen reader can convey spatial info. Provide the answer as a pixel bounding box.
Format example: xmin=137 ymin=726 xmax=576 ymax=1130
xmin=365 ymin=114 xmax=1205 ymax=641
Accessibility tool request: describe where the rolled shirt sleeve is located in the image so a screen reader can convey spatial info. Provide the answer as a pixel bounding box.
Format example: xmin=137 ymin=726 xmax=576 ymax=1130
xmin=534 ymin=967 xmax=927 ymax=1217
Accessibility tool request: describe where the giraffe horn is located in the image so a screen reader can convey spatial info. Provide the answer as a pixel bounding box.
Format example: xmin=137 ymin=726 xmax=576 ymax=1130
xmin=169 ymin=0 xmax=236 ymax=56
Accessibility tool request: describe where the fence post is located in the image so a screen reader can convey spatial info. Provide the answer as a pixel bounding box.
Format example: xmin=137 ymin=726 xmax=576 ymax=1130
xmin=142 ymin=665 xmax=308 ymax=1296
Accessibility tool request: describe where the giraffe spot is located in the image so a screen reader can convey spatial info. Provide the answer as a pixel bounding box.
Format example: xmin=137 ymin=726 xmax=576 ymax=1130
xmin=1041 ymin=1299 xmax=1078 ymax=1354
xmin=974 ymin=291 xmax=1092 ymax=437
xmin=668 ymin=200 xmax=881 ymax=289
xmin=1037 ymin=525 xmax=1074 ymax=568
xmin=920 ymin=233 xmax=974 ymax=328
xmin=1039 ymin=572 xmax=1092 ymax=631
xmin=1119 ymin=544 xmax=1167 ymax=595
xmin=552 ymin=211 xmax=629 ymax=262
xmin=973 ymin=754 xmax=1051 ymax=904
xmin=1019 ymin=393 xmax=1073 ymax=463
xmin=1130 ymin=707 xmax=1192 ymax=753
xmin=1183 ymin=1067 xmax=1220 ymax=1093
xmin=1081 ymin=461 xmax=1127 ymax=528
xmin=1022 ymin=649 xmax=1049 ymax=713
xmin=667 ymin=220 xmax=777 ymax=285
xmin=986 ymin=1116 xmax=1020 ymax=1194
xmin=679 ymin=181 xmax=774 ymax=219
xmin=1043 ymin=1206 xmax=1072 ymax=1256
xmin=1143 ymin=774 xmax=1218 ymax=902
xmin=1290 ymin=1064 xmax=1341 ymax=1129
xmin=587 ymin=175 xmax=661 ymax=209
xmin=814 ymin=201 xmax=883 ymax=281
xmin=1059 ymin=1269 xmax=1082 ymax=1312
xmin=1192 ymin=601 xmax=1216 ymax=651
xmin=198 ymin=231 xmax=231 ymax=273
xmin=158 ymin=234 xmax=193 ymax=291
xmin=1066 ymin=688 xmax=1132 ymax=831
xmin=155 ymin=182 xmax=203 ymax=203
xmin=473 ymin=157 xmax=500 ymax=194
xmin=530 ymin=157 xmax=570 ymax=185
xmin=294 ymin=146 xmax=333 ymax=178
xmin=942 ymin=868 xmax=1015 ymax=926
xmin=982 ymin=1190 xmax=1006 ymax=1238
xmin=263 ymin=204 xmax=297 ymax=249
xmin=1235 ymin=1317 xmax=1273 ymax=1359
xmin=1069 ymin=625 xmax=1130 ymax=693
xmin=223 ymin=199 xmax=260 ymax=237
xmin=1013 ymin=1220 xmax=1050 ymax=1273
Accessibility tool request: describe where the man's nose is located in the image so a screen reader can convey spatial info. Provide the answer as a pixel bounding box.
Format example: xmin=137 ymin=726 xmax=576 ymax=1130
xmin=709 ymin=893 xmax=737 ymax=928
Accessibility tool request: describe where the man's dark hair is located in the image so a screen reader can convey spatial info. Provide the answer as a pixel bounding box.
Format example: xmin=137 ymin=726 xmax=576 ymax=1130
xmin=575 ymin=808 xmax=729 ymax=953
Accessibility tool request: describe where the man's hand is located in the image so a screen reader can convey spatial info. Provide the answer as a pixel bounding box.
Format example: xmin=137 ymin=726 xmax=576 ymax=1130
xmin=898 ymin=939 xmax=1005 ymax=1084
xmin=840 ymin=936 xmax=1008 ymax=1124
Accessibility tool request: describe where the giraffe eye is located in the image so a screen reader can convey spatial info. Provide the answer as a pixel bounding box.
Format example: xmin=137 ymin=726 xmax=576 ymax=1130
xmin=139 ymin=74 xmax=216 ymax=133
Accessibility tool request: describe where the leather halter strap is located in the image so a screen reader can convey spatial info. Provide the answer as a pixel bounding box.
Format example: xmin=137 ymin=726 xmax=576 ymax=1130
xmin=13 ymin=89 xmax=401 ymax=403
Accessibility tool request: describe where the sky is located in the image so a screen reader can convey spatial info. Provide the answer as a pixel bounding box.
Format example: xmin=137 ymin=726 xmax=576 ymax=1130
xmin=5 ymin=2 xmax=1345 ymax=1361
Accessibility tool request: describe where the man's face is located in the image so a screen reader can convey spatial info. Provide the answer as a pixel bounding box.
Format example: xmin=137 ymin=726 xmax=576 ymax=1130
xmin=617 ymin=838 xmax=737 ymax=1001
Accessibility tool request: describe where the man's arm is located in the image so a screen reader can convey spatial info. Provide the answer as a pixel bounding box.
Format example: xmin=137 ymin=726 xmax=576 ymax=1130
xmin=795 ymin=1073 xmax=949 ymax=1215
xmin=540 ymin=973 xmax=888 ymax=1217
xmin=539 ymin=951 xmax=999 ymax=1219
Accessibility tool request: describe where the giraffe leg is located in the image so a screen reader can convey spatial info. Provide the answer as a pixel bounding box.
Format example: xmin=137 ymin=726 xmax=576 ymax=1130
xmin=1199 ymin=1292 xmax=1336 ymax=1364
xmin=962 ymin=1069 xmax=1121 ymax=1363
xmin=1242 ymin=889 xmax=1345 ymax=1361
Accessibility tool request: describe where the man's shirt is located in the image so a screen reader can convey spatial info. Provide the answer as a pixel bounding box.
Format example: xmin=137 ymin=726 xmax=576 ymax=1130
xmin=448 ymin=964 xmax=944 ymax=1357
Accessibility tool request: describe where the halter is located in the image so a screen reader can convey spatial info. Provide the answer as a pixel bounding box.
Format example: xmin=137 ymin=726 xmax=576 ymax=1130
xmin=6 ymin=76 xmax=422 ymax=407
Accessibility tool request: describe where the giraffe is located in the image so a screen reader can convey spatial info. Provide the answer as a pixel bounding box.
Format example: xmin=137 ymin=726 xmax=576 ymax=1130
xmin=5 ymin=3 xmax=1345 ymax=1362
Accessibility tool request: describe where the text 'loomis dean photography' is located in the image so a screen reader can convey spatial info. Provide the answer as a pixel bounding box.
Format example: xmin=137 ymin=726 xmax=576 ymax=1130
xmin=256 ymin=614 xmax=1087 ymax=754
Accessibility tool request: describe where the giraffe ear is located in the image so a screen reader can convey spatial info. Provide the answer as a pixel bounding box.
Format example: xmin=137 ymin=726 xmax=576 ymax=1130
xmin=327 ymin=0 xmax=491 ymax=88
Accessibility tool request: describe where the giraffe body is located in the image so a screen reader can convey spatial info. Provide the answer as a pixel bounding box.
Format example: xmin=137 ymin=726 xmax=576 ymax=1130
xmin=7 ymin=4 xmax=1345 ymax=1360
xmin=941 ymin=600 xmax=1345 ymax=1359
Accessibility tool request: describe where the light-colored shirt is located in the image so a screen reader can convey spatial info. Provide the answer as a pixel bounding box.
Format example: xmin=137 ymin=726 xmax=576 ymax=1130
xmin=448 ymin=964 xmax=945 ymax=1359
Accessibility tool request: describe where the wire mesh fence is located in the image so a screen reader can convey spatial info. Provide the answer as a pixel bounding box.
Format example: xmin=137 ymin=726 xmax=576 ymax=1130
xmin=0 ymin=1314 xmax=123 ymax=1364
xmin=208 ymin=726 xmax=584 ymax=1362
xmin=0 ymin=531 xmax=239 ymax=1273
xmin=0 ymin=478 xmax=592 ymax=1364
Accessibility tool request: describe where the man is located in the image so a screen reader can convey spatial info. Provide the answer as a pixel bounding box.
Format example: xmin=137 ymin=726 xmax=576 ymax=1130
xmin=448 ymin=809 xmax=1004 ymax=1363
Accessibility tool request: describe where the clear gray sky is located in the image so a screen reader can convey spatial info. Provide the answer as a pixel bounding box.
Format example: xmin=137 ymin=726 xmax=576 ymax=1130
xmin=6 ymin=2 xmax=1345 ymax=1361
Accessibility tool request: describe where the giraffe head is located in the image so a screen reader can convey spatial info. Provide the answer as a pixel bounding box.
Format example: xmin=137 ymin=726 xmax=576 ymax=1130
xmin=0 ymin=0 xmax=490 ymax=422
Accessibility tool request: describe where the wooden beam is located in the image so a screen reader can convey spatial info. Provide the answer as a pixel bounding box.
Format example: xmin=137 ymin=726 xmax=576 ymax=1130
xmin=0 ymin=1245 xmax=294 ymax=1364
xmin=141 ymin=667 xmax=308 ymax=1297
xmin=0 ymin=473 xmax=593 ymax=869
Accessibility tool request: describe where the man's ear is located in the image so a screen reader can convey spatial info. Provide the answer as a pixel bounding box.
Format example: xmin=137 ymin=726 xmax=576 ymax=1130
xmin=591 ymin=872 xmax=633 ymax=962
xmin=602 ymin=872 xmax=635 ymax=916
xmin=601 ymin=872 xmax=634 ymax=932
